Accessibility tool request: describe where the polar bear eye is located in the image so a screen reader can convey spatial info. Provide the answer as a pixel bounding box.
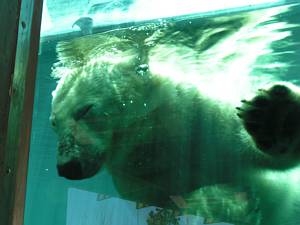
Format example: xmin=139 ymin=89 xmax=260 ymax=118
xmin=51 ymin=120 xmax=56 ymax=127
xmin=74 ymin=104 xmax=94 ymax=121
xmin=50 ymin=115 xmax=56 ymax=127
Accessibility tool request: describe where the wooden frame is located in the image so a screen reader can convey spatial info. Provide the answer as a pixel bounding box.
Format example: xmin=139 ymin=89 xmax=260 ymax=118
xmin=0 ymin=0 xmax=43 ymax=225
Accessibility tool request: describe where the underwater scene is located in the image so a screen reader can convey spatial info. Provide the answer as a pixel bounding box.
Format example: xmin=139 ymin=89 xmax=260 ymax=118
xmin=25 ymin=1 xmax=300 ymax=225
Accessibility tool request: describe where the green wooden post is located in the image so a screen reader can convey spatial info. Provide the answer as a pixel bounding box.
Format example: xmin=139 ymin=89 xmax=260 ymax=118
xmin=0 ymin=0 xmax=43 ymax=225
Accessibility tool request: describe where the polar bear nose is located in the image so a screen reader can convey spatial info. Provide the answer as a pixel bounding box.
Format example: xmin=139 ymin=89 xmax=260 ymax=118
xmin=57 ymin=160 xmax=83 ymax=180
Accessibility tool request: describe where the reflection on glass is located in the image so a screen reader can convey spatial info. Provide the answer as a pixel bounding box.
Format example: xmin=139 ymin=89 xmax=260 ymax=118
xmin=41 ymin=0 xmax=289 ymax=36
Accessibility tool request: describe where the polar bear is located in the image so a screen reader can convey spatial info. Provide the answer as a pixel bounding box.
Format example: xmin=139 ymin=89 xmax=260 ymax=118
xmin=50 ymin=5 xmax=300 ymax=225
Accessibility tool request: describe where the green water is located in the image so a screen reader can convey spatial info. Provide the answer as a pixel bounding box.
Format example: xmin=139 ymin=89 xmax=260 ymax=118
xmin=25 ymin=3 xmax=300 ymax=225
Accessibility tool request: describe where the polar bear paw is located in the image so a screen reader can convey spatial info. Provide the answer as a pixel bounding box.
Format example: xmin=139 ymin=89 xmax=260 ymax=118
xmin=237 ymin=84 xmax=300 ymax=156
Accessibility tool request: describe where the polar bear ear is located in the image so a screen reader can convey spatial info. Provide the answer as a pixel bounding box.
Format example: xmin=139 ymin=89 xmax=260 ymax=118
xmin=55 ymin=33 xmax=113 ymax=68
xmin=52 ymin=33 xmax=126 ymax=79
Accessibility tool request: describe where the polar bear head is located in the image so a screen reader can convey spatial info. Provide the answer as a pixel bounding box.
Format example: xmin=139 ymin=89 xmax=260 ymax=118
xmin=50 ymin=32 xmax=167 ymax=179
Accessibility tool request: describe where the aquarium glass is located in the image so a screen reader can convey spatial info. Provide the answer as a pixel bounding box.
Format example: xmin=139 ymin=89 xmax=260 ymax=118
xmin=25 ymin=1 xmax=300 ymax=225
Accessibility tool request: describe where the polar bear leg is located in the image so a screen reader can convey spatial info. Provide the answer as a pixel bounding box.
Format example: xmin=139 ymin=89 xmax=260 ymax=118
xmin=237 ymin=84 xmax=300 ymax=157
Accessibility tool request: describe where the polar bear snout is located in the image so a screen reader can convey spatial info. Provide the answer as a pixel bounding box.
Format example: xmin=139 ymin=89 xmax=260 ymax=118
xmin=56 ymin=134 xmax=107 ymax=180
xmin=57 ymin=160 xmax=83 ymax=180
xmin=57 ymin=155 xmax=105 ymax=180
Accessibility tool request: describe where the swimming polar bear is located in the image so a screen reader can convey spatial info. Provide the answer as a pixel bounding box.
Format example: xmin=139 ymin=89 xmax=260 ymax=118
xmin=50 ymin=4 xmax=300 ymax=225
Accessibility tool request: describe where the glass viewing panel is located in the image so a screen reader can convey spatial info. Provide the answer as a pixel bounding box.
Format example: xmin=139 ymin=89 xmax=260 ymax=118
xmin=25 ymin=1 xmax=300 ymax=225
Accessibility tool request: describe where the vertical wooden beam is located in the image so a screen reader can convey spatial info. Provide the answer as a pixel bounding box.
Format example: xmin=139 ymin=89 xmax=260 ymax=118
xmin=0 ymin=1 xmax=21 ymax=171
xmin=0 ymin=0 xmax=22 ymax=222
xmin=0 ymin=0 xmax=43 ymax=225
